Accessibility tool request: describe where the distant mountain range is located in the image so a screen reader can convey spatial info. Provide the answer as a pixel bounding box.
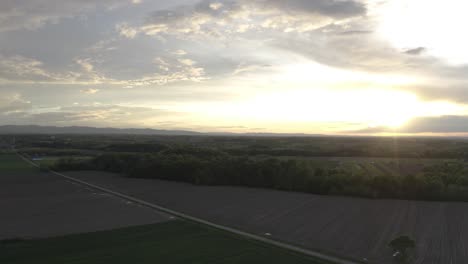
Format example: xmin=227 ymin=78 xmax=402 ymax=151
xmin=0 ymin=125 xmax=320 ymax=137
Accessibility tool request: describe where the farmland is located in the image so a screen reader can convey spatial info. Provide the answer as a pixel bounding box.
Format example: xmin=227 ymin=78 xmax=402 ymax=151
xmin=4 ymin=134 xmax=468 ymax=263
xmin=0 ymin=220 xmax=326 ymax=264
xmin=67 ymin=170 xmax=468 ymax=264
xmin=0 ymin=153 xmax=172 ymax=239
xmin=0 ymin=153 xmax=331 ymax=264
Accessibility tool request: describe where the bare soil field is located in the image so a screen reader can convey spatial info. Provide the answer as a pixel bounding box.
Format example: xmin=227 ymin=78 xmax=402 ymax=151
xmin=67 ymin=170 xmax=468 ymax=264
xmin=0 ymin=166 xmax=172 ymax=239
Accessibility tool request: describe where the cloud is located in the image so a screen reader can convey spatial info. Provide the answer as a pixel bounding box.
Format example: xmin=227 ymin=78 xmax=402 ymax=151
xmin=336 ymin=30 xmax=373 ymax=36
xmin=75 ymin=59 xmax=95 ymax=73
xmin=172 ymin=49 xmax=188 ymax=56
xmin=134 ymin=0 xmax=366 ymax=38
xmin=261 ymin=0 xmax=366 ymax=18
xmin=80 ymin=54 xmax=207 ymax=87
xmin=0 ymin=54 xmax=63 ymax=82
xmin=119 ymin=55 xmax=206 ymax=88
xmin=0 ymin=52 xmax=206 ymax=87
xmin=178 ymin=58 xmax=196 ymax=66
xmin=80 ymin=88 xmax=100 ymax=94
xmin=0 ymin=93 xmax=31 ymax=114
xmin=232 ymin=63 xmax=271 ymax=75
xmin=0 ymin=103 xmax=185 ymax=128
xmin=116 ymin=23 xmax=138 ymax=39
xmin=0 ymin=0 xmax=134 ymax=32
xmin=0 ymin=54 xmax=106 ymax=84
xmin=404 ymin=47 xmax=426 ymax=55
xmin=269 ymin=20 xmax=468 ymax=105
xmin=350 ymin=116 xmax=468 ymax=134
xmin=73 ymin=58 xmax=110 ymax=84
xmin=406 ymin=83 xmax=468 ymax=104
xmin=209 ymin=2 xmax=224 ymax=11
xmin=2 ymin=0 xmax=468 ymax=134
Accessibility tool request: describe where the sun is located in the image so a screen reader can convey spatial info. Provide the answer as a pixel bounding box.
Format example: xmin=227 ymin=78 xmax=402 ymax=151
xmin=363 ymin=91 xmax=416 ymax=128
xmin=376 ymin=0 xmax=468 ymax=65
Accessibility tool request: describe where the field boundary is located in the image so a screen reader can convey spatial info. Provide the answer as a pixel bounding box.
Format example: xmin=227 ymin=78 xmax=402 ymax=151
xmin=14 ymin=151 xmax=363 ymax=264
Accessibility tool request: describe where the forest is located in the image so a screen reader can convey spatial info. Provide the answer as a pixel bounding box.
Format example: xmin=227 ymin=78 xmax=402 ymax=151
xmin=3 ymin=134 xmax=468 ymax=201
xmin=13 ymin=133 xmax=464 ymax=202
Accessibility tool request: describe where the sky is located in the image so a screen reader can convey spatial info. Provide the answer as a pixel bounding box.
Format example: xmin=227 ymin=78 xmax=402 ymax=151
xmin=1 ymin=0 xmax=468 ymax=135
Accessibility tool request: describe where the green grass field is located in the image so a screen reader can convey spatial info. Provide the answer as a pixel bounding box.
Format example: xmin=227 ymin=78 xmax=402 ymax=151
xmin=0 ymin=221 xmax=328 ymax=264
xmin=0 ymin=154 xmax=38 ymax=173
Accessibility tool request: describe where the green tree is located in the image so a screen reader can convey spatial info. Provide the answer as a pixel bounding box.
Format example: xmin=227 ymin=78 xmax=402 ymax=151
xmin=425 ymin=161 xmax=464 ymax=191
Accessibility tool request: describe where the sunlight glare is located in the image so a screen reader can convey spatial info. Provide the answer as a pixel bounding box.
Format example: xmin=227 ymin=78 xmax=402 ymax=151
xmin=179 ymin=88 xmax=462 ymax=132
xmin=377 ymin=0 xmax=468 ymax=65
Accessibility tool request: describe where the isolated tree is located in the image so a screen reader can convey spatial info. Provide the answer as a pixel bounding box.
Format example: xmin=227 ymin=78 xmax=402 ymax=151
xmin=389 ymin=235 xmax=416 ymax=263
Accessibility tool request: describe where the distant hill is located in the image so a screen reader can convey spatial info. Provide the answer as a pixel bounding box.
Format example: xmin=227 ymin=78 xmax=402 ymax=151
xmin=0 ymin=125 xmax=326 ymax=137
xmin=0 ymin=125 xmax=203 ymax=136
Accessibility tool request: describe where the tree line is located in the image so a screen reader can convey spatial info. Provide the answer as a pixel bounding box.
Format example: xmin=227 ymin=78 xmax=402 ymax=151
xmin=51 ymin=152 xmax=468 ymax=202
